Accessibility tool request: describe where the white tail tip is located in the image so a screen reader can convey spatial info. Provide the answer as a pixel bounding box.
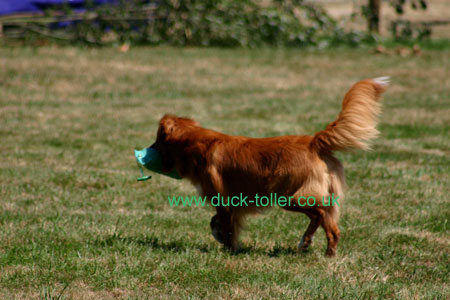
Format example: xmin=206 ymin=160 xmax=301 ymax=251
xmin=373 ymin=76 xmax=390 ymax=87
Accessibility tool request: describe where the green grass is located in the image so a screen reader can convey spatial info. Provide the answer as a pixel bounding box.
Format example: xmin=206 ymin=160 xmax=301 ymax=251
xmin=0 ymin=46 xmax=449 ymax=299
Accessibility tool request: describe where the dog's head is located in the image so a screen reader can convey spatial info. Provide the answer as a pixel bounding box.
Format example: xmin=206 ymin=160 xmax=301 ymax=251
xmin=151 ymin=114 xmax=200 ymax=175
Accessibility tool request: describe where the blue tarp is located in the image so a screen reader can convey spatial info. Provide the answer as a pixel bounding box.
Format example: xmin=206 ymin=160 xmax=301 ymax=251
xmin=0 ymin=0 xmax=116 ymax=16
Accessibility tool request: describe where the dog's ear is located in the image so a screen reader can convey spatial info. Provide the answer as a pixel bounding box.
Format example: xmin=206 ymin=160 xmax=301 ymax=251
xmin=157 ymin=114 xmax=178 ymax=141
xmin=160 ymin=114 xmax=176 ymax=134
xmin=158 ymin=114 xmax=199 ymax=142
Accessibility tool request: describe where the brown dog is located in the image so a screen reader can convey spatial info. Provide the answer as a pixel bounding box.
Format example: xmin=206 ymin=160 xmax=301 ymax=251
xmin=151 ymin=77 xmax=388 ymax=256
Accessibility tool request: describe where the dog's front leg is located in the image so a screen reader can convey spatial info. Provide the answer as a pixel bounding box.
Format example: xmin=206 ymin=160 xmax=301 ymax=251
xmin=215 ymin=207 xmax=239 ymax=252
xmin=210 ymin=214 xmax=224 ymax=244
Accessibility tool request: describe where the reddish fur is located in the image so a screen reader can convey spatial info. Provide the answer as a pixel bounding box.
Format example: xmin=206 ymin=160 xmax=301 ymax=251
xmin=151 ymin=78 xmax=387 ymax=256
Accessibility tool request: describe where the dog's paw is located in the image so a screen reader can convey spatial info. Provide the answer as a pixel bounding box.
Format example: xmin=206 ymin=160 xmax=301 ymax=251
xmin=210 ymin=215 xmax=224 ymax=244
xmin=297 ymin=237 xmax=312 ymax=252
xmin=325 ymin=248 xmax=337 ymax=257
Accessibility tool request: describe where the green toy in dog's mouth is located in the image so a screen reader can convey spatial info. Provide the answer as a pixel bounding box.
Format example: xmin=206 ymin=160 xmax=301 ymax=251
xmin=134 ymin=147 xmax=182 ymax=181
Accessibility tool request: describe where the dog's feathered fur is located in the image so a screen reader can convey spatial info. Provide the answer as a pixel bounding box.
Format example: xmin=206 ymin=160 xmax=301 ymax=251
xmin=151 ymin=77 xmax=388 ymax=256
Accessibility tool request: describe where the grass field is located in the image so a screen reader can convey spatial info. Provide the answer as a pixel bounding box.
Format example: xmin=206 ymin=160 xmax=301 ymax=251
xmin=0 ymin=46 xmax=449 ymax=299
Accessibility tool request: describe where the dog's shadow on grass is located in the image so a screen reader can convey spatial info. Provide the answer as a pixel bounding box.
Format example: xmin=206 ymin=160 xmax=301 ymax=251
xmin=95 ymin=234 xmax=311 ymax=257
xmin=94 ymin=233 xmax=210 ymax=253
xmin=236 ymin=244 xmax=309 ymax=257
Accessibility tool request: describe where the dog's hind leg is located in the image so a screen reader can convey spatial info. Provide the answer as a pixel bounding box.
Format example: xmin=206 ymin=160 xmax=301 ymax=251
xmin=280 ymin=204 xmax=323 ymax=252
xmin=298 ymin=211 xmax=322 ymax=252
xmin=321 ymin=210 xmax=340 ymax=257
xmin=283 ymin=207 xmax=322 ymax=251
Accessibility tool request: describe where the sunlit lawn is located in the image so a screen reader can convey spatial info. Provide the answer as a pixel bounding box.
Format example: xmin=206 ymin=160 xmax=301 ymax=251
xmin=0 ymin=46 xmax=449 ymax=299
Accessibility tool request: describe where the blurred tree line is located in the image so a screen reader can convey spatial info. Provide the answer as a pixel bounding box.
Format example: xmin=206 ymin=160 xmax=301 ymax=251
xmin=0 ymin=0 xmax=435 ymax=47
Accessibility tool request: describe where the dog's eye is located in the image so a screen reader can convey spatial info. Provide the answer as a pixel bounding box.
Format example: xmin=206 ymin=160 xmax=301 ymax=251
xmin=156 ymin=128 xmax=167 ymax=142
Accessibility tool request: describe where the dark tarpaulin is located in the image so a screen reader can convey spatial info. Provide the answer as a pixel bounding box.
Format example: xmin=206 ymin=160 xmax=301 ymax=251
xmin=0 ymin=0 xmax=116 ymax=16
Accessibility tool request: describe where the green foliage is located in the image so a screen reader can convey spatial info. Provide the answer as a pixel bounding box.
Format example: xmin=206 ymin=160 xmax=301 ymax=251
xmin=1 ymin=0 xmax=368 ymax=47
xmin=388 ymin=0 xmax=431 ymax=41
xmin=390 ymin=20 xmax=431 ymax=41
xmin=148 ymin=0 xmax=342 ymax=47
xmin=71 ymin=0 xmax=153 ymax=45
xmin=360 ymin=0 xmax=431 ymax=41
xmin=390 ymin=0 xmax=428 ymax=15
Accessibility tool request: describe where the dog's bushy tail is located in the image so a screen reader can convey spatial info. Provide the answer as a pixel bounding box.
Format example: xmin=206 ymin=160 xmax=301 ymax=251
xmin=311 ymin=77 xmax=389 ymax=153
